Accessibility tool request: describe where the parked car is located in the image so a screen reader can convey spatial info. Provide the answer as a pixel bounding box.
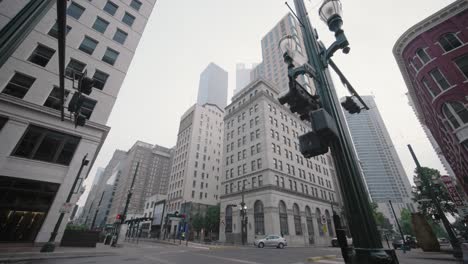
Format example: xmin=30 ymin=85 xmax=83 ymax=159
xmin=392 ymin=238 xmax=404 ymax=249
xmin=254 ymin=235 xmax=287 ymax=249
xmin=331 ymin=237 xmax=353 ymax=247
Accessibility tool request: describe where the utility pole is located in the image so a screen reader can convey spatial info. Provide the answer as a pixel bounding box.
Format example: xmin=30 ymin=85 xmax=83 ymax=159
xmin=41 ymin=154 xmax=89 ymax=252
xmin=112 ymin=162 xmax=140 ymax=247
xmin=389 ymin=200 xmax=407 ymax=253
xmin=408 ymin=144 xmax=462 ymax=259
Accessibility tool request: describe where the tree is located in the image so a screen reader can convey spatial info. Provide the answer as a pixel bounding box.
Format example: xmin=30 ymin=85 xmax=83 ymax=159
xmin=412 ymin=167 xmax=457 ymax=217
xmin=191 ymin=214 xmax=204 ymax=240
xmin=203 ymin=205 xmax=220 ymax=240
xmin=399 ymin=208 xmax=414 ymax=236
xmin=371 ymin=203 xmax=393 ymax=232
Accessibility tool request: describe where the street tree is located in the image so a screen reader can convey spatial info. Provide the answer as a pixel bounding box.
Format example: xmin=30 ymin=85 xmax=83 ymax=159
xmin=203 ymin=205 xmax=220 ymax=240
xmin=191 ymin=214 xmax=204 ymax=240
xmin=399 ymin=208 xmax=414 ymax=236
xmin=371 ymin=203 xmax=393 ymax=232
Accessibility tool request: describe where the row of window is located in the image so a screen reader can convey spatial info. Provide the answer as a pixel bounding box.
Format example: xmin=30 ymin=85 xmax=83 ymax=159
xmin=225 ymin=175 xmax=264 ymax=194
xmin=68 ymin=1 xmax=137 ymax=28
xmin=274 ymin=175 xmax=334 ymax=201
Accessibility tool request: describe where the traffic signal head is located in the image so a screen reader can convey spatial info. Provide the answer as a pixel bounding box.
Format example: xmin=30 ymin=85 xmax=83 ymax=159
xmin=116 ymin=214 xmax=122 ymax=220
xmin=67 ymin=93 xmax=81 ymax=113
xmin=341 ymin=96 xmax=361 ymax=114
xmin=298 ymin=131 xmax=330 ymax=158
xmin=74 ymin=112 xmax=87 ymax=127
xmin=80 ymin=77 xmax=94 ymax=95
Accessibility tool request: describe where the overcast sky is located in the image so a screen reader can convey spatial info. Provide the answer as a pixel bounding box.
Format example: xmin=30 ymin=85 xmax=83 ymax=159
xmin=79 ymin=0 xmax=456 ymax=205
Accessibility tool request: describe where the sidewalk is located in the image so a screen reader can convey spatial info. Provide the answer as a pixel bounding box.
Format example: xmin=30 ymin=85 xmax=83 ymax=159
xmin=0 ymin=243 xmax=118 ymax=263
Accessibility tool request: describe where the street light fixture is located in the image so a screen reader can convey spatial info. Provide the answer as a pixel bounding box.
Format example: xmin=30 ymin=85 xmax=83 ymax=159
xmin=279 ymin=0 xmax=396 ymax=263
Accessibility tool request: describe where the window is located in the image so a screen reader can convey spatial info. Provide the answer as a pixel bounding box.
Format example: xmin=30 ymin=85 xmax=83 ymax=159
xmin=254 ymin=201 xmax=265 ymax=235
xmin=28 ymin=44 xmax=55 ymax=67
xmin=279 ymin=201 xmax=289 ymax=235
xmin=102 ymin=48 xmax=119 ymax=65
xmin=79 ymin=36 xmax=99 ymax=55
xmin=113 ymin=29 xmax=128 ymax=44
xmin=92 ymin=17 xmax=109 ymax=33
xmin=130 ymin=0 xmax=142 ymax=11
xmin=429 ymin=68 xmax=450 ymax=90
xmin=2 ymin=72 xmax=35 ymax=99
xmin=48 ymin=22 xmax=71 ymax=39
xmin=316 ymin=208 xmax=324 ymax=236
xmin=78 ymin=96 xmax=97 ymax=119
xmin=225 ymin=205 xmax=233 ymax=233
xmin=67 ymin=2 xmax=85 ymax=19
xmin=122 ymin=12 xmax=135 ymax=27
xmin=455 ymin=54 xmax=468 ymax=79
xmin=44 ymin=86 xmax=70 ymax=110
xmin=104 ymin=1 xmax=118 ymax=16
xmin=293 ymin=204 xmax=302 ymax=235
xmin=439 ymin=33 xmax=462 ymax=52
xmin=443 ymin=101 xmax=468 ymax=129
xmin=92 ymin=70 xmax=109 ymax=90
xmin=421 ymin=77 xmax=440 ymax=98
xmin=65 ymin=59 xmax=86 ymax=79
xmin=305 ymin=206 xmax=314 ymax=242
xmin=13 ymin=125 xmax=80 ymax=165
xmin=416 ymin=49 xmax=430 ymax=64
xmin=258 ymin=175 xmax=263 ymax=186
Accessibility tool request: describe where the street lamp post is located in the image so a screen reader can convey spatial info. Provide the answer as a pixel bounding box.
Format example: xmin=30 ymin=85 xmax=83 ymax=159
xmin=278 ymin=0 xmax=398 ymax=263
xmin=41 ymin=154 xmax=89 ymax=252
xmin=408 ymin=145 xmax=462 ymax=259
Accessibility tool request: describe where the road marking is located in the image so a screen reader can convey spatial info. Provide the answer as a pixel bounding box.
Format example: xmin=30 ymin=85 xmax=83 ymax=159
xmin=143 ymin=255 xmax=176 ymax=264
xmin=315 ymin=259 xmax=344 ymax=264
xmin=194 ymin=253 xmax=262 ymax=264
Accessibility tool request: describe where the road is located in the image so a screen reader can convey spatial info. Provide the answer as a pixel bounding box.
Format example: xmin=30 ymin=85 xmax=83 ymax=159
xmin=24 ymin=241 xmax=459 ymax=264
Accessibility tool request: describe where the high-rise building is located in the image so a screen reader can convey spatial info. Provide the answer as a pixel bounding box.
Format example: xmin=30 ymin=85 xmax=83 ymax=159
xmin=0 ymin=0 xmax=157 ymax=244
xmin=107 ymin=142 xmax=173 ymax=223
xmin=343 ymin=96 xmax=414 ymax=225
xmin=393 ymin=0 xmax=468 ymax=195
xmin=258 ymin=14 xmax=314 ymax=94
xmin=219 ymin=79 xmax=339 ymax=246
xmin=197 ymin=63 xmax=228 ymax=109
xmin=166 ymin=103 xmax=224 ymax=215
xmin=234 ymin=63 xmax=253 ymax=95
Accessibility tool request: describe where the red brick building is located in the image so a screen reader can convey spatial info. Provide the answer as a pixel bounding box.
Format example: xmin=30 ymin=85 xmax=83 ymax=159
xmin=393 ymin=0 xmax=468 ymax=195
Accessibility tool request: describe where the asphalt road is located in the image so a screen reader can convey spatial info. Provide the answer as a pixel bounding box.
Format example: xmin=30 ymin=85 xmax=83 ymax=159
xmin=25 ymin=242 xmax=459 ymax=264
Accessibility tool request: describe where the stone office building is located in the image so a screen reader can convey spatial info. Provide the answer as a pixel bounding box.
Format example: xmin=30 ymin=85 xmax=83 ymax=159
xmin=219 ymin=80 xmax=340 ymax=247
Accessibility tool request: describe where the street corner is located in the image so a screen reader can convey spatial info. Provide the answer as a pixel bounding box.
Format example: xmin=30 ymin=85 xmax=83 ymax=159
xmin=306 ymin=255 xmax=338 ymax=262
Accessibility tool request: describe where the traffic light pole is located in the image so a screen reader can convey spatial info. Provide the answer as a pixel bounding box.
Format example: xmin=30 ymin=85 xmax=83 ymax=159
xmin=240 ymin=191 xmax=246 ymax=246
xmin=389 ymin=200 xmax=407 ymax=253
xmin=112 ymin=162 xmax=140 ymax=247
xmin=41 ymin=154 xmax=89 ymax=252
xmin=291 ymin=1 xmax=397 ymax=262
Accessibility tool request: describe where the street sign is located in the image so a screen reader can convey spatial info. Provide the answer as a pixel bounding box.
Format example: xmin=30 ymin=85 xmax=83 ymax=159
xmin=59 ymin=202 xmax=74 ymax=213
xmin=440 ymin=175 xmax=468 ymax=217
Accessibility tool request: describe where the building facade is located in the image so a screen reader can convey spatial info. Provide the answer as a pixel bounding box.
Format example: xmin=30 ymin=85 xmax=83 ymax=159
xmin=166 ymin=103 xmax=224 ymax=214
xmin=393 ymin=0 xmax=468 ymax=195
xmin=219 ymin=80 xmax=339 ymax=247
xmin=197 ymin=63 xmax=228 ymax=109
xmin=343 ymin=96 xmax=415 ymax=225
xmin=0 ymin=0 xmax=156 ymax=244
xmin=106 ymin=141 xmax=172 ymax=223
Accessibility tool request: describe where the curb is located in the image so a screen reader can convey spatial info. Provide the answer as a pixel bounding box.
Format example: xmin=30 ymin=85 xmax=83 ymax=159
xmin=0 ymin=252 xmax=116 ymax=263
xmin=307 ymin=255 xmax=336 ymax=262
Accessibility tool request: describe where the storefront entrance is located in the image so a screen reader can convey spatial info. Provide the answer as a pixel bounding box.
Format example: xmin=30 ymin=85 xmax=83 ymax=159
xmin=0 ymin=176 xmax=59 ymax=242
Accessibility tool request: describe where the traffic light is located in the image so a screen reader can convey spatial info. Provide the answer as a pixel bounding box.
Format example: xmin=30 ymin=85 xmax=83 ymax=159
xmin=341 ymin=96 xmax=361 ymax=114
xmin=279 ymin=78 xmax=320 ymax=120
xmin=79 ymin=76 xmax=94 ymax=95
xmin=116 ymin=214 xmax=122 ymax=220
xmin=298 ymin=131 xmax=329 ymax=158
xmin=67 ymin=93 xmax=89 ymax=127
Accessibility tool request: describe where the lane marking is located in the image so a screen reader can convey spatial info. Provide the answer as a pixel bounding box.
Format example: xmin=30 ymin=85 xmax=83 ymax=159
xmin=194 ymin=253 xmax=262 ymax=264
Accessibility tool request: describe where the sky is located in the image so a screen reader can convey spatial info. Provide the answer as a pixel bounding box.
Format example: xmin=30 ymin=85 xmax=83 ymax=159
xmin=79 ymin=0 xmax=457 ymax=205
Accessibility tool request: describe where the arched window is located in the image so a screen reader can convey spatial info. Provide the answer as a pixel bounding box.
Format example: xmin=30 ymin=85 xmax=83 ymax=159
xmin=443 ymin=101 xmax=468 ymax=129
xmin=305 ymin=206 xmax=314 ymax=244
xmin=225 ymin=205 xmax=233 ymax=233
xmin=439 ymin=33 xmax=462 ymax=52
xmin=416 ymin=48 xmax=430 ymax=64
xmin=293 ymin=204 xmax=302 ymax=235
xmin=254 ymin=200 xmax=265 ymax=235
xmin=279 ymin=201 xmax=289 ymax=235
xmin=325 ymin=210 xmax=334 ymax=237
xmin=316 ymin=208 xmax=324 ymax=236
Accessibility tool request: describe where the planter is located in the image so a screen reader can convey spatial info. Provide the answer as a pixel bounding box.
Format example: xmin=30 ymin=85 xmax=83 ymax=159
xmin=61 ymin=230 xmax=100 ymax=247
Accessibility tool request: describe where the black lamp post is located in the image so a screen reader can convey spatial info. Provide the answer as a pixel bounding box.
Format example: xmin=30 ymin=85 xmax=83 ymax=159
xmin=41 ymin=154 xmax=89 ymax=252
xmin=278 ymin=0 xmax=398 ymax=263
xmin=240 ymin=192 xmax=247 ymax=245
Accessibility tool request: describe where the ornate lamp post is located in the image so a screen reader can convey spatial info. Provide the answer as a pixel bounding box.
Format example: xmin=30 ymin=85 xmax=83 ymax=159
xmin=278 ymin=0 xmax=398 ymax=263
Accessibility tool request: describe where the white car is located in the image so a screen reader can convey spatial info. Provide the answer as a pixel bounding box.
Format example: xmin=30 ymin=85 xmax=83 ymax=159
xmin=254 ymin=235 xmax=287 ymax=249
